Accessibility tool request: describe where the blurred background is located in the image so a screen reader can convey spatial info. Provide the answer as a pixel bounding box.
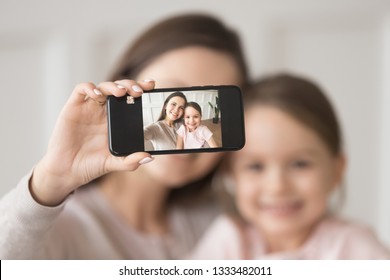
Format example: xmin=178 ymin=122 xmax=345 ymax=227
xmin=1 ymin=0 xmax=389 ymax=247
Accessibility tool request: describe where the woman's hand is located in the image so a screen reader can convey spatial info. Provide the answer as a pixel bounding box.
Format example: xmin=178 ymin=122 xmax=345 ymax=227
xmin=30 ymin=79 xmax=155 ymax=206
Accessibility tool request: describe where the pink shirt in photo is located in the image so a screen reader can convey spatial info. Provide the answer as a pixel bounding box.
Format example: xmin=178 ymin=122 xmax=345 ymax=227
xmin=177 ymin=124 xmax=213 ymax=149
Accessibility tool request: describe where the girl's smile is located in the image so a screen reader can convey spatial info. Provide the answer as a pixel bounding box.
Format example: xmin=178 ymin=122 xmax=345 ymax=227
xmin=258 ymin=199 xmax=304 ymax=218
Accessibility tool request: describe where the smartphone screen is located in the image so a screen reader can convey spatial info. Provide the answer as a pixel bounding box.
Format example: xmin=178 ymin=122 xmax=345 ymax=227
xmin=107 ymin=85 xmax=245 ymax=156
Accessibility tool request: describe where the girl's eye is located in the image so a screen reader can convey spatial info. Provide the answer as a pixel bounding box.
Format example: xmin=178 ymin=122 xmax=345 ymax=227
xmin=291 ymin=160 xmax=311 ymax=169
xmin=244 ymin=162 xmax=264 ymax=172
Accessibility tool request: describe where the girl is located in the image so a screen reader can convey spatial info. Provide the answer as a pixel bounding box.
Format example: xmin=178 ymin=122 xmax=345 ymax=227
xmin=0 ymin=14 xmax=248 ymax=259
xmin=190 ymin=74 xmax=390 ymax=259
xmin=176 ymin=102 xmax=218 ymax=149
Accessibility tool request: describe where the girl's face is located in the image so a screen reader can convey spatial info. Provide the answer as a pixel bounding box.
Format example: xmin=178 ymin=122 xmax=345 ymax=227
xmin=136 ymin=46 xmax=241 ymax=187
xmin=184 ymin=106 xmax=201 ymax=132
xmin=231 ymin=106 xmax=344 ymax=238
xmin=165 ymin=96 xmax=186 ymax=121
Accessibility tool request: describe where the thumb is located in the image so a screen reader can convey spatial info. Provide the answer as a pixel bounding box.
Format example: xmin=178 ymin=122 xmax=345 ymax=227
xmin=105 ymin=152 xmax=154 ymax=172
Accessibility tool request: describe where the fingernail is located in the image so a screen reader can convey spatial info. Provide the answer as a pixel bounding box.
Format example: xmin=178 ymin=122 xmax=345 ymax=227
xmin=139 ymin=156 xmax=154 ymax=165
xmin=94 ymin=89 xmax=102 ymax=96
xmin=116 ymin=84 xmax=126 ymax=90
xmin=132 ymin=85 xmax=143 ymax=93
xmin=143 ymin=79 xmax=155 ymax=83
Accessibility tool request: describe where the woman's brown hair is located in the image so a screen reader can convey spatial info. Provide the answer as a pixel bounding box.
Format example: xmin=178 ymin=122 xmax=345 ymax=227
xmin=109 ymin=13 xmax=248 ymax=85
xmin=107 ymin=13 xmax=249 ymax=206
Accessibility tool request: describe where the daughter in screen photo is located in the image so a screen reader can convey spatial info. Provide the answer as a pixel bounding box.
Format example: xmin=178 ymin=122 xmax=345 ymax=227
xmin=176 ymin=102 xmax=218 ymax=149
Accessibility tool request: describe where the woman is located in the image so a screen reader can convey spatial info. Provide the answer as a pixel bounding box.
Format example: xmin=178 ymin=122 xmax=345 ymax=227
xmin=0 ymin=13 xmax=248 ymax=259
xmin=144 ymin=91 xmax=187 ymax=151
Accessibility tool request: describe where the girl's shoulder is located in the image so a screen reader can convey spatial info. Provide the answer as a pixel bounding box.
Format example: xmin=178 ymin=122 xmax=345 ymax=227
xmin=189 ymin=214 xmax=244 ymax=259
xmin=198 ymin=124 xmax=210 ymax=130
xmin=175 ymin=123 xmax=186 ymax=134
xmin=305 ymin=216 xmax=390 ymax=259
xmin=175 ymin=122 xmax=184 ymax=129
xmin=317 ymin=216 xmax=379 ymax=238
xmin=196 ymin=124 xmax=212 ymax=135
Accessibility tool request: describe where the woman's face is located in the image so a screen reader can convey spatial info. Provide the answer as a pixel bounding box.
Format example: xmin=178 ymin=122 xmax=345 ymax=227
xmin=165 ymin=96 xmax=186 ymax=122
xmin=136 ymin=46 xmax=241 ymax=187
xmin=184 ymin=106 xmax=201 ymax=132
xmin=231 ymin=106 xmax=344 ymax=238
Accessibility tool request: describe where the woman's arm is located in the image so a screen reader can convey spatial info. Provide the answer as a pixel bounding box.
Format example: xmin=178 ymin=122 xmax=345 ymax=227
xmin=0 ymin=172 xmax=66 ymax=259
xmin=0 ymin=79 xmax=156 ymax=259
xmin=144 ymin=123 xmax=155 ymax=141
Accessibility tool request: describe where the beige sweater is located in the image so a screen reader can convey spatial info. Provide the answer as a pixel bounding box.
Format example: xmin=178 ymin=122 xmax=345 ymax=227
xmin=0 ymin=172 xmax=218 ymax=259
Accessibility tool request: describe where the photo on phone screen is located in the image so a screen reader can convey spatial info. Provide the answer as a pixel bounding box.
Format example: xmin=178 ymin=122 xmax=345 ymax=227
xmin=142 ymin=89 xmax=222 ymax=152
xmin=107 ymin=85 xmax=245 ymax=156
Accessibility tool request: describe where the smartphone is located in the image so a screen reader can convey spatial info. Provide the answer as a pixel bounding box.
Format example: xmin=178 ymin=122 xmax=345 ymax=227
xmin=107 ymin=85 xmax=245 ymax=156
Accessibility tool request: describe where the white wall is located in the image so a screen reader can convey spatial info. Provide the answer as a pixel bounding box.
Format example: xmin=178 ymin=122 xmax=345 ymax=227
xmin=1 ymin=0 xmax=389 ymax=247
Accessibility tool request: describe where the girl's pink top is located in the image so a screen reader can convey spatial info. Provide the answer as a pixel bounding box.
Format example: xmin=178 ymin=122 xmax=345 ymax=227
xmin=190 ymin=215 xmax=390 ymax=259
